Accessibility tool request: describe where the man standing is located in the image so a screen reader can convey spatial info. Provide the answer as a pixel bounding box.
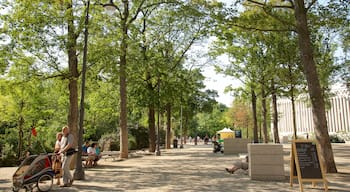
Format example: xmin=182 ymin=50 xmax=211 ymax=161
xmin=58 ymin=126 xmax=74 ymax=187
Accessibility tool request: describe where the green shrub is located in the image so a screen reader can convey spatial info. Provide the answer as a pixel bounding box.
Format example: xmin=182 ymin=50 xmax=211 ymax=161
xmin=129 ymin=126 xmax=149 ymax=149
xmin=337 ymin=131 xmax=350 ymax=141
xmin=99 ymin=132 xmax=119 ymax=151
xmin=0 ymin=143 xmax=18 ymax=167
xmin=329 ymin=134 xmax=345 ymax=143
xmin=128 ymin=135 xmax=137 ymax=150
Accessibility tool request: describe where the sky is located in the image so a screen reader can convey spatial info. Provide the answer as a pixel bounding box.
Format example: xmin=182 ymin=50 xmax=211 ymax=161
xmin=202 ymin=65 xmax=238 ymax=107
xmin=198 ymin=49 xmax=242 ymax=107
xmin=188 ymin=38 xmax=241 ymax=108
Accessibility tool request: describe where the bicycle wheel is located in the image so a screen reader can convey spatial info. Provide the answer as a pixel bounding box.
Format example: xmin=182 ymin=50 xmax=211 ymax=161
xmin=36 ymin=174 xmax=53 ymax=192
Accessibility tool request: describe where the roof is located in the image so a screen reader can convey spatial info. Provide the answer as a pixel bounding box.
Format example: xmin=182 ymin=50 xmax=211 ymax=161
xmin=217 ymin=128 xmax=234 ymax=133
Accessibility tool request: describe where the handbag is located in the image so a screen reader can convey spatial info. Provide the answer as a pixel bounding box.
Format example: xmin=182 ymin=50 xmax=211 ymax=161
xmin=63 ymin=133 xmax=76 ymax=156
xmin=66 ymin=148 xmax=76 ymax=156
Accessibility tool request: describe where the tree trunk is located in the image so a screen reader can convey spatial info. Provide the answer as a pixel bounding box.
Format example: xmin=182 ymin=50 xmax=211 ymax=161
xmin=184 ymin=113 xmax=189 ymax=144
xmin=166 ymin=103 xmax=172 ymax=149
xmin=261 ymin=86 xmax=268 ymax=143
xmin=148 ymin=104 xmax=156 ymax=152
xmin=251 ymin=88 xmax=258 ymax=143
xmin=18 ymin=108 xmax=24 ymax=159
xmin=66 ymin=0 xmax=79 ymax=150
xmin=66 ymin=0 xmax=80 ymax=170
xmin=291 ymin=92 xmax=297 ymax=139
xmin=288 ymin=62 xmax=298 ymax=139
xmin=119 ymin=0 xmax=129 ymax=159
xmin=259 ymin=123 xmax=262 ymax=142
xmin=246 ymin=118 xmax=249 ymax=139
xmin=271 ymin=80 xmax=280 ymax=143
xmin=294 ymin=0 xmax=337 ymax=173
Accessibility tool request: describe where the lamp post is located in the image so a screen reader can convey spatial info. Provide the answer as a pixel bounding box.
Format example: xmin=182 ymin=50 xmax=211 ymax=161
xmin=74 ymin=0 xmax=90 ymax=180
xmin=102 ymin=0 xmax=129 ymax=158
xmin=155 ymin=73 xmax=161 ymax=156
xmin=103 ymin=1 xmax=117 ymax=14
xmin=180 ymin=105 xmax=183 ymax=148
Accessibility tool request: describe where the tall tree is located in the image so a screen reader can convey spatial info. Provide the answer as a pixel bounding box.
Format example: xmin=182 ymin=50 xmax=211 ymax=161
xmin=211 ymin=29 xmax=269 ymax=143
xmin=125 ymin=0 xmax=222 ymax=151
xmin=65 ymin=0 xmax=80 ymax=157
xmin=1 ymin=0 xmax=93 ymax=172
xmin=216 ymin=0 xmax=344 ymax=173
xmin=104 ymin=0 xmax=182 ymax=157
xmin=293 ymin=0 xmax=336 ymax=173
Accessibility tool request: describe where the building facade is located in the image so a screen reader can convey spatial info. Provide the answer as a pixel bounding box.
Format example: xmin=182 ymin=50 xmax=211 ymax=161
xmin=276 ymin=88 xmax=350 ymax=138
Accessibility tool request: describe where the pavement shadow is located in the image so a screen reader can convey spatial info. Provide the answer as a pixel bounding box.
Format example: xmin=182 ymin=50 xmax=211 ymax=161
xmin=0 ymin=179 xmax=10 ymax=184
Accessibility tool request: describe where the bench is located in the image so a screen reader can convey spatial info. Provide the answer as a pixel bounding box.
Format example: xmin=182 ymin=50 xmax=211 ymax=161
xmin=81 ymin=155 xmax=96 ymax=167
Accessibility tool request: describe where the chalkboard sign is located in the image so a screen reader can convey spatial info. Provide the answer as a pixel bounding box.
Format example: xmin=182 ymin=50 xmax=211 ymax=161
xmin=295 ymin=142 xmax=323 ymax=179
xmin=290 ymin=140 xmax=328 ymax=192
xmin=235 ymin=130 xmax=242 ymax=138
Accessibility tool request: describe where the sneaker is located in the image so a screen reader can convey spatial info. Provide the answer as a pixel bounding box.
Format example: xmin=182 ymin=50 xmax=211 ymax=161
xmin=225 ymin=168 xmax=234 ymax=174
xmin=60 ymin=184 xmax=70 ymax=187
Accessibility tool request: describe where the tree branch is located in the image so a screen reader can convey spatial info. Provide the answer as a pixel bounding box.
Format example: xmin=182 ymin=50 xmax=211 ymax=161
xmin=287 ymin=0 xmax=294 ymax=8
xmin=228 ymin=23 xmax=296 ymax=33
xmin=128 ymin=0 xmax=146 ymax=25
xmin=169 ymin=29 xmax=200 ymax=72
xmin=34 ymin=72 xmax=67 ymax=80
xmin=306 ymin=0 xmax=317 ymax=11
xmin=262 ymin=6 xmax=296 ymax=30
xmin=247 ymin=0 xmax=293 ymax=9
xmin=128 ymin=0 xmax=179 ymax=26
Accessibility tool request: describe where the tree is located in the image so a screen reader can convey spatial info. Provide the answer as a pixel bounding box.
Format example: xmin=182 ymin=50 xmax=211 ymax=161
xmin=104 ymin=0 xmax=182 ymax=158
xmin=226 ymin=98 xmax=253 ymax=139
xmin=211 ymin=28 xmax=270 ymax=143
xmin=0 ymin=55 xmax=67 ymax=158
xmin=215 ymin=0 xmax=344 ymax=173
xmin=124 ymin=0 xmax=222 ymax=151
xmin=1 ymin=0 xmax=94 ymax=174
xmin=293 ymin=0 xmax=337 ymax=173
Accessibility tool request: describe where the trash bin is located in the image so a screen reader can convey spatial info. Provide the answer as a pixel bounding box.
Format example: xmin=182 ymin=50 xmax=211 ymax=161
xmin=173 ymin=139 xmax=178 ymax=148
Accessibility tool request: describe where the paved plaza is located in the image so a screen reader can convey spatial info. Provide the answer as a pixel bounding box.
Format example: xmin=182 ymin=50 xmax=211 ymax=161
xmin=0 ymin=143 xmax=349 ymax=192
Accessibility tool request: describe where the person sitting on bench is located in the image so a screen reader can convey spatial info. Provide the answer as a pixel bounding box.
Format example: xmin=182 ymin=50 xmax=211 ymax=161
xmin=82 ymin=141 xmax=90 ymax=156
xmin=87 ymin=143 xmax=99 ymax=167
xmin=82 ymin=141 xmax=93 ymax=167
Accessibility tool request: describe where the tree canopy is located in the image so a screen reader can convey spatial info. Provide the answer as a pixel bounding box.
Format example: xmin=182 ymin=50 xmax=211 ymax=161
xmin=0 ymin=0 xmax=348 ymax=174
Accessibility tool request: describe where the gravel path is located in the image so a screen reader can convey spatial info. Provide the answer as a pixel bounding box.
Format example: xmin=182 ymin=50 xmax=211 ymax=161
xmin=1 ymin=143 xmax=349 ymax=192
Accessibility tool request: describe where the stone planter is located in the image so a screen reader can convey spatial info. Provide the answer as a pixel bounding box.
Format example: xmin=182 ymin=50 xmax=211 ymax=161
xmin=223 ymin=138 xmax=251 ymax=155
xmin=248 ymin=143 xmax=285 ymax=181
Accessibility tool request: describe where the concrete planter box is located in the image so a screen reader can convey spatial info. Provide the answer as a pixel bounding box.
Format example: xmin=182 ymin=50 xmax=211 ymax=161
xmin=281 ymin=136 xmax=289 ymax=144
xmin=223 ymin=138 xmax=251 ymax=155
xmin=248 ymin=143 xmax=285 ymax=181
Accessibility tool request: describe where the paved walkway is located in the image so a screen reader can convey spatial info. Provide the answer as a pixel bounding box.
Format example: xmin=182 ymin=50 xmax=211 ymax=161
xmin=1 ymin=143 xmax=349 ymax=192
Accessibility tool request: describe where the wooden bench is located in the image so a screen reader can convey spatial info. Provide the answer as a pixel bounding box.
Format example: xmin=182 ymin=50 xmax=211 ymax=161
xmin=81 ymin=155 xmax=94 ymax=167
